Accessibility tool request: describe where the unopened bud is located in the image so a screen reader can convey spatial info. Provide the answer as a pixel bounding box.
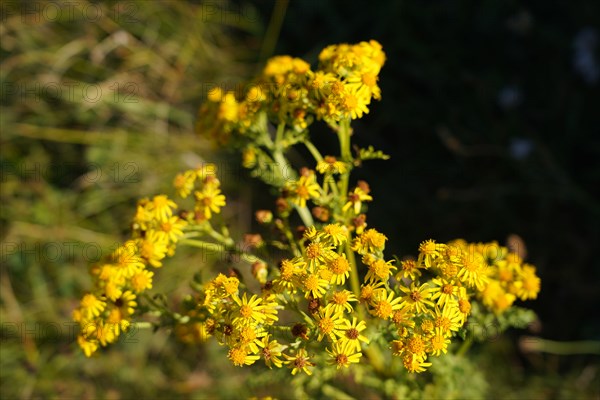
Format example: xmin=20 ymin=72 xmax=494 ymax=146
xmin=357 ymin=180 xmax=370 ymax=194
xmin=255 ymin=210 xmax=273 ymax=224
xmin=252 ymin=261 xmax=268 ymax=284
xmin=312 ymin=206 xmax=330 ymax=222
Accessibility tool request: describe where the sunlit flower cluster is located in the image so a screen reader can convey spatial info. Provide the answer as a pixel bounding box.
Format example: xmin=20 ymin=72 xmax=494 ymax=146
xmin=196 ymin=40 xmax=385 ymax=147
xmin=73 ymin=194 xmax=185 ymax=356
xmin=76 ymin=40 xmax=540 ymax=385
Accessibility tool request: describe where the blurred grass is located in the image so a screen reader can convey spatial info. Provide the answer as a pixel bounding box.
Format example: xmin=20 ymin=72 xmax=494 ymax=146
xmin=1 ymin=1 xmax=266 ymax=398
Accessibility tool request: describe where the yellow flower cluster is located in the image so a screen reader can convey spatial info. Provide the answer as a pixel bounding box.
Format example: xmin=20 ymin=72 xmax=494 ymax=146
xmin=367 ymin=238 xmax=542 ymax=373
xmin=176 ymin=274 xmax=284 ymax=369
xmin=174 ymin=224 xmax=366 ymax=373
xmin=446 ymin=239 xmax=542 ymax=314
xmin=170 ymin=218 xmax=541 ymax=375
xmin=196 ymin=40 xmax=385 ymax=144
xmin=74 ymin=165 xmax=228 ymax=357
xmin=76 ymin=39 xmax=542 ymax=385
xmin=73 ymin=194 xmax=185 ymax=356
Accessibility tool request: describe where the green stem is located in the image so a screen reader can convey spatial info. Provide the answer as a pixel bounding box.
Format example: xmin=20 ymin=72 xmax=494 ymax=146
xmin=336 ymin=118 xmax=353 ymax=215
xmin=304 ymin=140 xmax=323 ymax=163
xmin=520 ymin=337 xmax=600 ymax=355
xmin=179 ymin=238 xmax=263 ymax=264
xmin=133 ymin=322 xmax=153 ymax=330
xmin=257 ymin=0 xmax=289 ymax=66
xmin=456 ymin=336 xmax=473 ymax=357
xmin=294 ymin=204 xmax=314 ymax=228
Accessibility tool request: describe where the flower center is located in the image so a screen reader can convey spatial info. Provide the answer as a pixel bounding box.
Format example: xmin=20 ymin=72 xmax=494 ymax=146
xmin=336 ymin=354 xmax=349 ymax=366
xmin=319 ymin=317 xmax=334 ymax=334
xmin=240 ymin=305 xmax=253 ymax=318
xmin=410 ymin=291 xmax=421 ymax=302
xmin=304 ymin=275 xmax=319 ymax=291
xmin=375 ymin=300 xmax=393 ymax=319
xmin=306 ymin=243 xmax=321 ymax=259
xmin=346 ymin=328 xmax=359 ymax=340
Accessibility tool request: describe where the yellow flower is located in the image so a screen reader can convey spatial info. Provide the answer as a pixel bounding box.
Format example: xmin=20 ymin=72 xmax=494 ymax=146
xmin=194 ymin=185 xmax=226 ymax=220
xmin=457 ymin=296 xmax=472 ymax=324
xmin=111 ymin=240 xmax=144 ymax=279
xmin=309 ymin=71 xmax=337 ymax=99
xmin=80 ymin=293 xmax=106 ymax=319
xmin=236 ymin=325 xmax=265 ymax=354
xmin=339 ymin=317 xmax=369 ymax=352
xmin=284 ymin=348 xmax=314 ymax=376
xmin=327 ymin=254 xmax=351 ymax=285
xmin=103 ymin=279 xmax=123 ymax=302
xmin=132 ymin=200 xmax=153 ymax=231
xmin=458 ymin=250 xmax=488 ymax=290
xmin=359 ymin=281 xmax=386 ymax=304
xmin=314 ymin=306 xmax=346 ymax=342
xmin=148 ymin=195 xmax=177 ymax=222
xmin=434 ymin=303 xmax=463 ymax=337
xmin=304 ymin=241 xmax=336 ymax=270
xmin=418 ymin=239 xmax=445 ymax=268
xmin=328 ymin=290 xmax=357 ymax=314
xmin=364 ymin=258 xmax=396 ymax=283
xmin=272 ymin=258 xmax=303 ymax=293
xmin=258 ymin=294 xmax=280 ymax=325
xmin=137 ymin=230 xmax=168 ymax=268
xmin=397 ymin=259 xmax=422 ymax=281
xmin=233 ymin=293 xmax=266 ymax=327
xmin=257 ymin=335 xmax=284 ymax=368
xmin=228 ymin=346 xmax=260 ymax=367
xmin=287 ymin=171 xmax=321 ymax=208
xmin=319 ymin=223 xmax=348 ymax=246
xmin=173 ymin=170 xmax=196 ymax=198
xmin=405 ymin=334 xmax=427 ymax=358
xmin=402 ymin=353 xmax=432 ymax=373
xmin=392 ymin=307 xmax=416 ymax=329
xmin=369 ymin=290 xmax=403 ymax=320
xmin=77 ymin=334 xmax=99 ymax=357
xmin=327 ymin=340 xmax=362 ymax=369
xmin=218 ymin=92 xmax=239 ymax=122
xmin=302 ymin=273 xmax=329 ymax=299
xmin=430 ymin=332 xmax=450 ymax=356
xmin=157 ymin=216 xmax=186 ymax=244
xmin=317 ymin=156 xmax=348 ymax=175
xmin=343 ymin=186 xmax=373 ymax=215
xmin=115 ymin=290 xmax=137 ymax=317
xmin=399 ymin=282 xmax=435 ymax=314
xmin=130 ymin=269 xmax=154 ymax=293
xmin=352 ymin=228 xmax=387 ymax=255
xmin=518 ymin=264 xmax=541 ymax=300
xmin=339 ymin=87 xmax=370 ymax=120
xmin=430 ymin=277 xmax=459 ymax=307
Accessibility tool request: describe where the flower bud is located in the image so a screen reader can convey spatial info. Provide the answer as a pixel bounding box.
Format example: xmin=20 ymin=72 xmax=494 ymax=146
xmin=251 ymin=261 xmax=268 ymax=284
xmin=255 ymin=210 xmax=273 ymax=224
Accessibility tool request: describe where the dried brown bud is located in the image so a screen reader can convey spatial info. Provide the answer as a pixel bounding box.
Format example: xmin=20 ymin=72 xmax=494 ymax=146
xmin=299 ymin=167 xmax=311 ymax=177
xmin=251 ymin=261 xmax=268 ymax=284
xmin=307 ymin=297 xmax=320 ymax=314
xmin=276 ymin=197 xmax=290 ymax=214
xmin=312 ymin=206 xmax=330 ymax=222
xmin=243 ymin=233 xmax=263 ymax=249
xmin=291 ymin=323 xmax=309 ymax=340
xmin=357 ymin=180 xmax=370 ymax=194
xmin=353 ymin=214 xmax=367 ymax=229
xmin=255 ymin=210 xmax=273 ymax=224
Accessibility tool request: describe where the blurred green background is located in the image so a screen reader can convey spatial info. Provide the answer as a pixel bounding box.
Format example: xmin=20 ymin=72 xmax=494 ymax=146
xmin=1 ymin=0 xmax=599 ymax=398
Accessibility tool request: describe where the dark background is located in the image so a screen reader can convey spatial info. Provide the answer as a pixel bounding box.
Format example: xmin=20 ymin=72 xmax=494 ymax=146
xmin=250 ymin=0 xmax=600 ymax=346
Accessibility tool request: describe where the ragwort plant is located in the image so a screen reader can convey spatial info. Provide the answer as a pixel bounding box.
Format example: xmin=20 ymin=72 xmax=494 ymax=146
xmin=74 ymin=40 xmax=541 ymax=394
